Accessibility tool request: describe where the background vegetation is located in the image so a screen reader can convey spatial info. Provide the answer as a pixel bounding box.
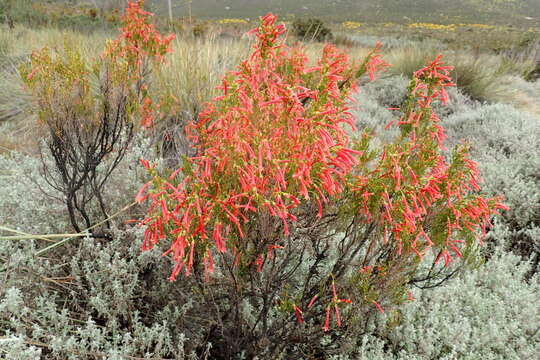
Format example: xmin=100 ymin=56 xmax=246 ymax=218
xmin=146 ymin=0 xmax=540 ymax=26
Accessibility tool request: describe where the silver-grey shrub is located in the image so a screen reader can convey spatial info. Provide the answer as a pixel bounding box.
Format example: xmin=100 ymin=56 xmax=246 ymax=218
xmin=444 ymin=103 xmax=540 ymax=269
xmin=0 ymin=152 xmax=69 ymax=234
xmin=0 ymin=227 xmax=208 ymax=359
xmin=355 ymin=246 xmax=540 ymax=360
xmin=0 ymin=139 xmax=211 ymax=359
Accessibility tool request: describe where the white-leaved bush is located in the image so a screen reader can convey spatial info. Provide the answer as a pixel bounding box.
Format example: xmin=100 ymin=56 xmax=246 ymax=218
xmin=339 ymin=245 xmax=540 ymax=360
xmin=0 ymin=139 xmax=213 ymax=359
xmin=0 ymin=152 xmax=69 ymax=234
xmin=444 ymin=103 xmax=540 ymax=272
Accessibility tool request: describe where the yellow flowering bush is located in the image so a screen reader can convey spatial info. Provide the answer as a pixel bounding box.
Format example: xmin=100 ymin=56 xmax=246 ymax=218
xmin=408 ymin=23 xmax=457 ymax=31
xmin=343 ymin=21 xmax=362 ymax=30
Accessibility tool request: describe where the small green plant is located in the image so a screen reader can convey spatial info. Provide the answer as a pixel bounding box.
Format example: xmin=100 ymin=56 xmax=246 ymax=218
xmin=191 ymin=22 xmax=208 ymax=38
xmin=87 ymin=8 xmax=98 ymax=19
xmin=21 ymin=0 xmax=174 ymax=233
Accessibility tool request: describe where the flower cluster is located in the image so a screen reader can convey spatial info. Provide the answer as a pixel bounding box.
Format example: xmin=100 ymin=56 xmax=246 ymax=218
xmin=105 ymin=0 xmax=174 ymax=66
xmin=351 ymin=55 xmax=507 ymax=267
xmin=342 ymin=21 xmax=362 ymax=30
xmin=218 ymin=18 xmax=248 ymax=24
xmin=104 ymin=0 xmax=175 ymax=127
xmin=137 ymin=14 xmax=387 ymax=280
xmin=408 ymin=22 xmax=457 ymax=31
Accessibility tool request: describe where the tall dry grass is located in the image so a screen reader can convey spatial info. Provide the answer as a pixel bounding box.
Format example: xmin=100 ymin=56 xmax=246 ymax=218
xmin=500 ymin=39 xmax=540 ymax=80
xmin=154 ymin=35 xmax=251 ymax=120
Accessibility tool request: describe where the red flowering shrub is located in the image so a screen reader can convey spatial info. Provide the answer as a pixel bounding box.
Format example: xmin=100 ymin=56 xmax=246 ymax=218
xmin=137 ymin=14 xmax=506 ymax=358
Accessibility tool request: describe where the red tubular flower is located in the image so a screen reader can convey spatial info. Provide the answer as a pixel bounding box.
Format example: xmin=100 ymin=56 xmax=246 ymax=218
xmin=323 ymin=306 xmax=331 ymax=332
xmin=372 ymin=301 xmax=385 ymax=314
xmin=293 ymin=305 xmax=304 ymax=323
xmin=307 ymin=295 xmax=319 ymax=309
xmin=335 ymin=304 xmax=341 ymax=327
xmin=365 ymin=42 xmax=390 ymax=81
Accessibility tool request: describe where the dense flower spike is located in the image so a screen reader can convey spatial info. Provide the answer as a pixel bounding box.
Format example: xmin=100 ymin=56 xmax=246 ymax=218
xmin=104 ymin=0 xmax=174 ymax=127
xmin=105 ymin=0 xmax=174 ymax=65
xmin=363 ymin=42 xmax=390 ymax=81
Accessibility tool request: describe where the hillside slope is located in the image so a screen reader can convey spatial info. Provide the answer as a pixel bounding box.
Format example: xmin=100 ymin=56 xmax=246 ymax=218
xmin=148 ymin=0 xmax=540 ymax=26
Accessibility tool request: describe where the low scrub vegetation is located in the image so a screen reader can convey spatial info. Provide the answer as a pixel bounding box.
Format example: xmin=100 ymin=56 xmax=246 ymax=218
xmin=0 ymin=1 xmax=539 ymax=359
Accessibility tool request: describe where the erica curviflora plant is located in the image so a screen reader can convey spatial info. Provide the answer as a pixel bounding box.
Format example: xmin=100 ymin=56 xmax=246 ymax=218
xmin=137 ymin=14 xmax=507 ymax=358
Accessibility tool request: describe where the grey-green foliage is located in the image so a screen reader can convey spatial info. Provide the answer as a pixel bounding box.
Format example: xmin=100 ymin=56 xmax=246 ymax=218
xmin=351 ymin=75 xmax=412 ymax=149
xmin=348 ymin=246 xmax=540 ymax=360
xmin=352 ymin=83 xmax=397 ymax=143
xmin=0 ymin=136 xmax=153 ymax=234
xmin=0 ymin=228 xmax=207 ymax=359
xmin=0 ymin=152 xmax=69 ymax=234
xmin=444 ymin=103 xmax=540 ymax=265
xmin=352 ymin=75 xmax=474 ymax=145
xmin=359 ymin=75 xmax=410 ymax=109
xmin=0 ymin=334 xmax=42 ymax=360
xmin=0 ymin=139 xmax=211 ymax=359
